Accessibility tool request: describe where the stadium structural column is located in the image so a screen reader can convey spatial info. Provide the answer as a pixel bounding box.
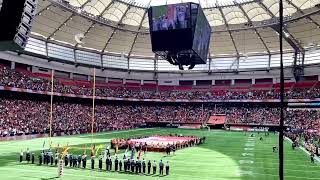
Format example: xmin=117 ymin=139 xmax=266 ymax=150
xmin=236 ymin=56 xmax=240 ymax=71
xmin=208 ymin=54 xmax=212 ymax=73
xmin=268 ymin=54 xmax=271 ymax=70
xmin=154 ymin=54 xmax=158 ymax=72
xmin=279 ymin=0 xmax=285 ymax=180
xmin=10 ymin=61 xmax=15 ymax=70
xmin=212 ymin=80 xmax=215 ymax=86
xmin=100 ymin=54 xmax=104 ymax=68
xmin=73 ymin=49 xmax=77 ymax=65
xmin=49 ymin=69 xmax=54 ymax=145
xmin=45 ymin=42 xmax=49 ymax=57
xmin=127 ymin=57 xmax=130 ymax=71
xmin=154 ymin=54 xmax=158 ymax=79
xmin=91 ymin=68 xmax=96 ymax=146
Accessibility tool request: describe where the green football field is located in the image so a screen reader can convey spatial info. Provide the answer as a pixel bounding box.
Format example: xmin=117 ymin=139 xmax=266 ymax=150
xmin=0 ymin=128 xmax=319 ymax=180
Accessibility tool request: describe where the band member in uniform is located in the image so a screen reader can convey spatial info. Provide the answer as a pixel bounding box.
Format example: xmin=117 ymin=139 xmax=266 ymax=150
xmin=128 ymin=158 xmax=132 ymax=172
xmin=55 ymin=151 xmax=59 ymax=166
xmin=123 ymin=158 xmax=127 ymax=172
xmin=98 ymin=154 xmax=103 ymax=170
xmin=135 ymin=159 xmax=139 ymax=174
xmin=69 ymin=154 xmax=73 ymax=167
xmin=119 ymin=160 xmax=123 ymax=171
xmin=147 ymin=160 xmax=151 ymax=174
xmin=31 ymin=153 xmax=35 ymax=164
xmin=19 ymin=150 xmax=23 ymax=163
xmin=77 ymin=155 xmax=82 ymax=168
xmin=26 ymin=148 xmax=30 ymax=163
xmin=47 ymin=152 xmax=50 ymax=165
xmin=39 ymin=151 xmax=44 ymax=165
xmin=43 ymin=152 xmax=47 ymax=165
xmin=106 ymin=156 xmax=109 ymax=171
xmin=73 ymin=155 xmax=77 ymax=167
xmin=115 ymin=157 xmax=119 ymax=171
xmin=131 ymin=159 xmax=135 ymax=173
xmin=142 ymin=158 xmax=146 ymax=173
xmin=152 ymin=160 xmax=157 ymax=174
xmin=109 ymin=156 xmax=113 ymax=171
xmin=138 ymin=159 xmax=142 ymax=173
xmin=49 ymin=151 xmax=54 ymax=166
xmin=159 ymin=160 xmax=164 ymax=175
xmin=91 ymin=155 xmax=95 ymax=169
xmin=64 ymin=153 xmax=68 ymax=167
xmin=82 ymin=153 xmax=87 ymax=169
xmin=165 ymin=161 xmax=170 ymax=175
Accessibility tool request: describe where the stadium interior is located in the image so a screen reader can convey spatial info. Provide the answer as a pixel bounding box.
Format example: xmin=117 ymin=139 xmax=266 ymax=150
xmin=1 ymin=0 xmax=320 ymax=179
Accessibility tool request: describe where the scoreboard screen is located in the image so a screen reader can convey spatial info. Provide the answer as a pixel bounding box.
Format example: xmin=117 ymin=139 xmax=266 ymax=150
xmin=148 ymin=3 xmax=212 ymax=65
xmin=150 ymin=3 xmax=191 ymax=32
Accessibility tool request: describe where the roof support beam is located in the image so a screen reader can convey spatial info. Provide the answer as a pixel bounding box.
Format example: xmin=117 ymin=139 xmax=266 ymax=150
xmin=74 ymin=1 xmax=115 ymax=48
xmin=285 ymin=0 xmax=320 ymax=28
xmin=97 ymin=0 xmax=115 ymax=18
xmin=102 ymin=5 xmax=132 ymax=53
xmin=47 ymin=0 xmax=111 ymax=41
xmin=236 ymin=2 xmax=270 ymax=54
xmin=218 ymin=7 xmax=239 ymax=56
xmin=270 ymin=25 xmax=304 ymax=53
xmin=47 ymin=14 xmax=74 ymax=40
xmin=268 ymin=54 xmax=271 ymax=70
xmin=258 ymin=1 xmax=304 ymax=54
xmin=75 ymin=23 xmax=96 ymax=48
xmin=78 ymin=0 xmax=93 ymax=9
xmin=36 ymin=4 xmax=52 ymax=16
xmin=127 ymin=9 xmax=149 ymax=57
xmin=257 ymin=1 xmax=275 ymax=19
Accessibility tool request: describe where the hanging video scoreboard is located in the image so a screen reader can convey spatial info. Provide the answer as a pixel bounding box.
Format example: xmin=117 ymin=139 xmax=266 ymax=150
xmin=148 ymin=3 xmax=211 ymax=64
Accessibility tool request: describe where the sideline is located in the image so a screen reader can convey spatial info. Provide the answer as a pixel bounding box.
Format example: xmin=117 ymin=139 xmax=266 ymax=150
xmin=284 ymin=136 xmax=320 ymax=163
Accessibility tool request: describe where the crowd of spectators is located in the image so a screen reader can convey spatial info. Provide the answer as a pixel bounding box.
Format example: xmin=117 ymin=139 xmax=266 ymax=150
xmin=285 ymin=109 xmax=320 ymax=154
xmin=1 ymin=93 xmax=319 ymax=137
xmin=1 ymin=66 xmax=320 ymax=100
xmin=1 ymin=66 xmax=320 ymax=155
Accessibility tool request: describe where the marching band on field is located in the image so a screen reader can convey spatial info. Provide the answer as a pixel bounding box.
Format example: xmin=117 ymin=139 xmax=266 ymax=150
xmin=19 ymin=146 xmax=170 ymax=176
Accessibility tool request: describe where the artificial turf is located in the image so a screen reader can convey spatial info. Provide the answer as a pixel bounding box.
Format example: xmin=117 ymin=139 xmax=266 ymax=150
xmin=0 ymin=128 xmax=319 ymax=180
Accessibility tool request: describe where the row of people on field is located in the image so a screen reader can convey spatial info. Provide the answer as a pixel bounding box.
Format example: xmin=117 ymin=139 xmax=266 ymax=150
xmin=19 ymin=149 xmax=170 ymax=176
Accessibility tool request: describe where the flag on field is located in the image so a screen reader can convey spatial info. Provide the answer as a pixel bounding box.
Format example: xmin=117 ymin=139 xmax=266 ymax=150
xmin=84 ymin=144 xmax=87 ymax=155
xmin=56 ymin=143 xmax=60 ymax=153
xmin=115 ymin=144 xmax=119 ymax=154
xmin=42 ymin=140 xmax=46 ymax=150
xmin=95 ymin=144 xmax=103 ymax=155
xmin=91 ymin=144 xmax=96 ymax=156
xmin=61 ymin=147 xmax=70 ymax=160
